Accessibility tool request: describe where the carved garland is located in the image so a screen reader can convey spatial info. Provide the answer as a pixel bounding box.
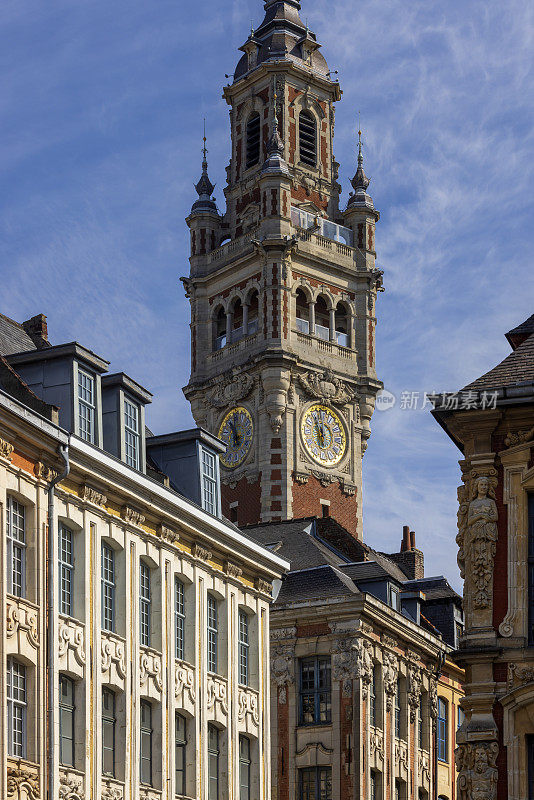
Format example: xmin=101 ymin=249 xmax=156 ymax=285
xmin=7 ymin=766 xmax=39 ymax=799
xmin=139 ymin=651 xmax=163 ymax=692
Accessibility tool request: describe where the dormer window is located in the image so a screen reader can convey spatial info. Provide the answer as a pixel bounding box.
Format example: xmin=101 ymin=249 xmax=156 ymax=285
xmin=246 ymin=112 xmax=261 ymax=169
xmin=299 ymin=111 xmax=317 ymax=166
xmin=201 ymin=447 xmax=218 ymax=516
xmin=78 ymin=368 xmax=96 ymax=443
xmin=124 ymin=397 xmax=140 ymax=469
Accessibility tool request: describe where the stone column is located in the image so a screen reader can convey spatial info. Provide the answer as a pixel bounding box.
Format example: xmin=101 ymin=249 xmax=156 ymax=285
xmin=308 ymin=302 xmax=315 ymax=335
xmin=242 ymin=303 xmax=249 ymax=336
xmin=329 ymin=307 xmax=336 ymax=341
xmin=226 ymin=310 xmax=232 ymax=344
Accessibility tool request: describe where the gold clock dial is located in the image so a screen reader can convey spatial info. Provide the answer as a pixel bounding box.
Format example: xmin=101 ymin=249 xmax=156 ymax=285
xmin=218 ymin=407 xmax=254 ymax=469
xmin=301 ymin=404 xmax=347 ymax=466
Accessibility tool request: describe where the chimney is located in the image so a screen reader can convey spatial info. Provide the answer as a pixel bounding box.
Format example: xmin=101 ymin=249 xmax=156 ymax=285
xmin=22 ymin=314 xmax=50 ymax=349
xmin=400 ymin=525 xmax=411 ymax=552
xmin=396 ymin=524 xmax=424 ymax=579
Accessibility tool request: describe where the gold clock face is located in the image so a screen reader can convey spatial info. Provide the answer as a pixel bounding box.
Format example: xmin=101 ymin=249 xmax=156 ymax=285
xmin=218 ymin=407 xmax=254 ymax=469
xmin=301 ymin=404 xmax=347 ymax=466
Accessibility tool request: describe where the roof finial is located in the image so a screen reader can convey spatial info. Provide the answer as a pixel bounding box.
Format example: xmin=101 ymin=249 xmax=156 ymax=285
xmin=348 ymin=111 xmax=371 ymax=202
xmin=358 ymin=111 xmax=363 ymax=165
xmin=202 ymin=118 xmax=208 ymax=172
xmin=250 ymin=20 xmax=254 ymax=37
xmin=192 ymin=118 xmax=216 ymax=211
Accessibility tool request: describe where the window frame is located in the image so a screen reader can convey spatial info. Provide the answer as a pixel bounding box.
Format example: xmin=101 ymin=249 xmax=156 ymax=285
xmin=245 ymin=112 xmax=261 ymax=170
xmin=6 ymin=495 xmax=26 ymax=598
xmin=101 ymin=542 xmax=116 ymax=632
xmin=208 ymin=724 xmax=220 ymax=800
xmin=140 ymin=700 xmax=153 ymax=786
xmin=207 ymin=594 xmax=218 ymax=674
xmin=239 ymin=735 xmax=251 ymax=800
xmin=124 ymin=395 xmax=140 ymax=470
xmin=102 ymin=687 xmax=116 ymax=777
xmin=139 ymin=561 xmax=151 ymax=648
xmin=298 ymin=110 xmax=317 ymax=167
xmin=437 ymin=697 xmax=448 ymax=762
xmin=59 ymin=523 xmax=74 ymax=617
xmin=298 ymin=765 xmax=332 ymax=800
xmin=298 ymin=655 xmax=332 ymax=726
xmin=175 ymin=577 xmax=185 ymax=661
xmin=175 ymin=712 xmax=187 ymax=796
xmin=59 ymin=674 xmax=75 ymax=767
xmin=238 ymin=610 xmax=249 ymax=686
xmin=7 ymin=658 xmax=26 ymax=758
xmin=78 ymin=367 xmax=96 ymax=443
xmin=200 ymin=446 xmax=219 ymax=517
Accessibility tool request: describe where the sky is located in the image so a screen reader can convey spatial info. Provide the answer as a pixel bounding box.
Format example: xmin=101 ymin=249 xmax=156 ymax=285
xmin=1 ymin=0 xmax=533 ymax=590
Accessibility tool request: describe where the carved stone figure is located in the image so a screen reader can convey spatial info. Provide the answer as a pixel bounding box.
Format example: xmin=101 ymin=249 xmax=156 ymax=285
xmin=382 ymin=650 xmax=398 ymax=709
xmin=271 ymin=641 xmax=295 ymax=703
xmin=466 ymin=474 xmax=498 ymax=610
xmin=456 ymin=741 xmax=498 ymax=800
xmin=408 ymin=664 xmax=423 ymax=721
xmin=297 ymin=368 xmax=355 ymax=406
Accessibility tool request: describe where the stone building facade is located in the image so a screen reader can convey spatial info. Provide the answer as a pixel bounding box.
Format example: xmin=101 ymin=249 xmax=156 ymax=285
xmin=182 ymin=0 xmax=383 ymax=537
xmin=433 ymin=314 xmax=534 ymax=800
xmin=0 ymin=312 xmax=288 ymax=800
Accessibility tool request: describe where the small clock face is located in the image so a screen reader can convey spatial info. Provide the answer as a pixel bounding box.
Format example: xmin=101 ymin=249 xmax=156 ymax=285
xmin=301 ymin=404 xmax=347 ymax=466
xmin=218 ymin=407 xmax=254 ymax=469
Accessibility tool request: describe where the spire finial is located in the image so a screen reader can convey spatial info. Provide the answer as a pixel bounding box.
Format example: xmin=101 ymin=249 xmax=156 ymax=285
xmin=250 ymin=20 xmax=254 ymax=37
xmin=357 ymin=111 xmax=363 ymax=165
xmin=202 ymin=118 xmax=208 ymax=172
xmin=348 ymin=110 xmax=371 ymax=200
xmin=192 ymin=118 xmax=216 ymax=209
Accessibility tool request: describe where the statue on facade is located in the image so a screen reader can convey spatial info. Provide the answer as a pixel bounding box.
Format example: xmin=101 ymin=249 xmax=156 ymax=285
xmin=466 ymin=475 xmax=498 ymax=609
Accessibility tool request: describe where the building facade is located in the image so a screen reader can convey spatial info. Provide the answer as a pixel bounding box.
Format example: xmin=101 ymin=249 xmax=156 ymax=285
xmin=1 ymin=312 xmax=288 ymax=800
xmin=433 ymin=314 xmax=534 ymax=800
xmin=182 ymin=0 xmax=383 ymax=536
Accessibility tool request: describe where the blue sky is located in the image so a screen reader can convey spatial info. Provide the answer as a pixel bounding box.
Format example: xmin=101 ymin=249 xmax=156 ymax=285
xmin=1 ymin=0 xmax=533 ymax=589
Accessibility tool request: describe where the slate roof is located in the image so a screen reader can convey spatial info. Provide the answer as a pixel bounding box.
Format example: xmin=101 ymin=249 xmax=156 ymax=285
xmin=276 ymin=564 xmax=359 ymax=605
xmin=462 ymin=332 xmax=534 ymax=391
xmin=0 ymin=313 xmax=36 ymax=356
xmin=340 ymin=561 xmax=402 ymax=584
xmin=404 ymin=576 xmax=461 ymax=603
xmin=242 ymin=517 xmax=350 ymax=571
xmin=506 ymin=313 xmax=534 ymax=343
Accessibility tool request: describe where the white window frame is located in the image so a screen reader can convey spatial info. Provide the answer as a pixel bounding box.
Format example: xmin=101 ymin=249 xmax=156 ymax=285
xmin=207 ymin=595 xmax=218 ymax=674
xmin=124 ymin=396 xmax=140 ymax=470
xmin=6 ymin=496 xmax=25 ymax=597
xmin=175 ymin=577 xmax=185 ymax=661
xmin=238 ymin=610 xmax=249 ymax=686
xmin=140 ymin=562 xmax=151 ymax=648
xmin=7 ymin=658 xmax=26 ymax=758
xmin=101 ymin=543 xmax=116 ymax=632
xmin=78 ymin=368 xmax=96 ymax=443
xmin=59 ymin=524 xmax=74 ymax=617
xmin=200 ymin=446 xmax=219 ymax=517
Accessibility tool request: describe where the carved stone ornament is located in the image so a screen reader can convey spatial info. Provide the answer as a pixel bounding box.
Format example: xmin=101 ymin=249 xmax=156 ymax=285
xmin=457 ymin=470 xmax=498 ymax=610
xmin=101 ymin=634 xmax=127 ymax=679
xmin=34 ymin=460 xmax=58 ymax=481
xmin=297 ymin=368 xmax=355 ymax=406
xmin=456 ymin=741 xmax=498 ymax=800
xmin=429 ymin=678 xmax=438 ymax=720
xmin=381 ymin=634 xmax=397 ymax=649
xmin=395 ymin=739 xmax=408 ymax=769
xmin=121 ymin=505 xmax=145 ymax=527
xmin=310 ymin=470 xmax=335 ymax=487
xmin=255 ymin=576 xmax=272 ymax=596
xmin=0 ymin=436 xmax=14 ymax=460
xmin=81 ymin=484 xmax=107 ymax=507
xmin=408 ymin=664 xmax=423 ymax=721
xmin=271 ymin=626 xmax=297 ymax=641
xmin=59 ymin=771 xmax=84 ymax=800
xmin=238 ymin=687 xmax=260 ymax=725
xmin=508 ymin=662 xmax=534 ymax=689
xmin=58 ymin=622 xmax=86 ymax=665
xmin=333 ymin=636 xmax=373 ymax=697
xmin=271 ymin=641 xmax=295 ymax=703
xmin=158 ymin=523 xmax=180 ymax=544
xmin=340 ymin=481 xmax=357 ymax=497
xmin=175 ymin=660 xmax=196 ymax=704
xmin=193 ymin=542 xmax=212 ymax=562
xmin=101 ymin=780 xmax=123 ymax=800
xmin=504 ymin=426 xmax=534 ymax=447
xmin=139 ymin=649 xmax=163 ymax=692
xmin=6 ymin=598 xmax=39 ymax=647
xmin=419 ymin=751 xmax=430 ymax=782
xmin=369 ymin=727 xmax=384 ymax=760
xmin=226 ymin=561 xmax=243 ymax=579
xmin=7 ymin=765 xmax=39 ymax=799
xmin=294 ymin=471 xmax=309 ymax=485
xmin=208 ymin=373 xmax=255 ymax=408
xmin=383 ymin=650 xmax=399 ymax=709
xmin=206 ymin=675 xmax=228 ymax=715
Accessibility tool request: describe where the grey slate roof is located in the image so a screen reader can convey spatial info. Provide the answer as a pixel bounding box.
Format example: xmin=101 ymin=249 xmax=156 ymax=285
xmin=340 ymin=561 xmax=402 ymax=585
xmin=506 ymin=314 xmax=534 ymax=340
xmin=242 ymin=517 xmax=351 ymax=571
xmin=462 ymin=332 xmax=534 ymax=391
xmin=276 ymin=564 xmax=359 ymax=605
xmin=0 ymin=313 xmax=36 ymax=356
xmin=403 ymin=576 xmax=461 ymax=603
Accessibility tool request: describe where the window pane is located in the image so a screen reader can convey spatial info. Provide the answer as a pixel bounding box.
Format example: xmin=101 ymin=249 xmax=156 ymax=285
xmin=299 ymin=657 xmax=331 ymax=725
xmin=140 ymin=563 xmax=151 ymax=647
xmin=7 ymin=497 xmax=25 ymax=597
xmin=239 ymin=611 xmax=249 ymax=686
xmin=124 ymin=398 xmax=140 ymax=469
xmin=59 ymin=525 xmax=74 ymax=616
xmin=102 ymin=688 xmax=116 ymax=777
xmin=59 ymin=676 xmax=75 ymax=766
xmin=78 ymin=369 xmax=96 ymax=443
xmin=208 ymin=725 xmax=219 ymax=800
xmin=239 ymin=736 xmax=250 ymax=800
xmin=207 ymin=596 xmax=218 ymax=673
xmin=7 ymin=659 xmax=26 ymax=758
xmin=175 ymin=714 xmax=186 ymax=795
xmin=175 ymin=578 xmax=185 ymax=661
xmin=140 ymin=702 xmax=152 ymax=786
xmin=101 ymin=544 xmax=115 ymax=632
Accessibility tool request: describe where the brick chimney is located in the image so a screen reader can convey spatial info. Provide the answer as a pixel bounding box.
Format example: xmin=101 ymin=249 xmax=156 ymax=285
xmin=394 ymin=524 xmax=424 ymax=579
xmin=22 ymin=314 xmax=50 ymax=349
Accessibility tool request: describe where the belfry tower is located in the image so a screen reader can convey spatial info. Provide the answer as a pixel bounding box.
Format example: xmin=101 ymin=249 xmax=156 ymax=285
xmin=182 ymin=0 xmax=383 ymax=536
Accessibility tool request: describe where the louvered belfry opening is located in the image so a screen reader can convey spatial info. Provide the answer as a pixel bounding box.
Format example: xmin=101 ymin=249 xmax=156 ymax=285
xmin=246 ymin=113 xmax=261 ymax=169
xmin=299 ymin=111 xmax=317 ymax=166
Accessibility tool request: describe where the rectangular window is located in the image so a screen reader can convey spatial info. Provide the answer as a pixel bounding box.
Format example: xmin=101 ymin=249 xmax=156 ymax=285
xmin=201 ymin=447 xmax=218 ymax=516
xmin=101 ymin=543 xmax=115 ymax=632
xmin=528 ymin=495 xmax=534 ymax=644
xmin=140 ymin=700 xmax=152 ymax=786
xmin=437 ymin=698 xmax=448 ymax=762
xmin=6 ymin=496 xmax=25 ymax=597
xmin=140 ymin=562 xmax=151 ymax=647
xmin=78 ymin=368 xmax=96 ymax=443
xmin=239 ymin=736 xmax=251 ymax=800
xmin=102 ymin=688 xmax=116 ymax=777
xmin=370 ymin=771 xmax=377 ymax=800
xmin=299 ymin=656 xmax=331 ymax=726
xmin=59 ymin=524 xmax=74 ymax=617
xmin=298 ymin=766 xmax=332 ymax=800
xmin=207 ymin=595 xmax=218 ymax=674
xmin=208 ymin=724 xmax=219 ymax=800
xmin=124 ymin=398 xmax=140 ymax=469
xmin=175 ymin=578 xmax=185 ymax=661
xmin=238 ymin=611 xmax=249 ymax=686
xmin=175 ymin=713 xmax=186 ymax=796
xmin=59 ymin=675 xmax=75 ymax=766
xmin=7 ymin=659 xmax=26 ymax=758
xmin=395 ymin=679 xmax=401 ymax=738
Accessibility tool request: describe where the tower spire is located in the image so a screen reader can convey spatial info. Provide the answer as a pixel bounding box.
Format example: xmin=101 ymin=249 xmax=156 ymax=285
xmin=347 ymin=115 xmax=373 ymax=209
xmin=260 ymin=82 xmax=289 ymax=175
xmin=191 ymin=120 xmax=217 ymax=214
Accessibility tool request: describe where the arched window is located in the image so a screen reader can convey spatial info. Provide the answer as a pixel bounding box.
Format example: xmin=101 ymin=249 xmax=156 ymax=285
xmin=232 ymin=299 xmax=243 ymax=341
xmin=437 ymin=698 xmax=448 ymax=762
xmin=334 ymin=302 xmax=350 ymax=347
xmin=246 ymin=113 xmax=261 ymax=169
xmin=214 ymin=307 xmax=227 ymax=351
xmin=247 ymin=290 xmax=259 ymax=335
xmin=299 ymin=111 xmax=317 ymax=166
xmin=314 ymin=296 xmax=330 ymax=341
xmin=295 ymin=289 xmax=310 ymax=334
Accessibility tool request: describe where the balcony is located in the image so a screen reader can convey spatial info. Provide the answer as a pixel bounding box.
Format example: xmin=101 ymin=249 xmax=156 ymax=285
xmin=315 ymin=323 xmax=330 ymax=342
xmin=294 ymin=329 xmax=354 ymax=359
xmin=296 ymin=317 xmax=309 ymax=334
xmin=291 ymin=206 xmax=353 ymax=247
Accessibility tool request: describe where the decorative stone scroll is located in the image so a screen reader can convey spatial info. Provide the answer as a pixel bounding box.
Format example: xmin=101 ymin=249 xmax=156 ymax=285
xmin=429 ymin=678 xmax=438 ymax=721
xmin=139 ymin=648 xmax=163 ymax=692
xmin=139 ymin=789 xmax=161 ymax=800
xmin=58 ymin=770 xmax=84 ymax=800
xmin=207 ymin=674 xmax=228 ymax=715
xmin=121 ymin=505 xmax=145 ymax=527
xmin=81 ymin=484 xmax=107 ymax=507
xmin=508 ymin=662 xmax=534 ymax=689
xmin=193 ymin=542 xmax=212 ymax=562
xmin=505 ymin=426 xmax=534 ymax=447
xmin=226 ymin=561 xmax=243 ymax=579
xmin=6 ymin=598 xmax=39 ymax=648
xmin=255 ymin=577 xmax=272 ymax=596
xmin=101 ymin=633 xmax=127 ymax=679
xmin=58 ymin=620 xmax=86 ymax=665
xmin=408 ymin=664 xmax=423 ymax=721
xmin=395 ymin=739 xmax=408 ymax=770
xmin=0 ymin=436 xmax=14 ymax=460
xmin=157 ymin=523 xmax=180 ymax=544
xmin=457 ymin=469 xmax=498 ymax=611
xmin=418 ymin=751 xmax=430 ymax=782
xmin=238 ymin=687 xmax=260 ymax=725
xmin=297 ymin=368 xmax=355 ymax=406
xmin=332 ymin=637 xmax=373 ymax=697
xmin=175 ymin=660 xmax=196 ymax=704
xmin=383 ymin=650 xmax=399 ymax=709
xmin=7 ymin=764 xmax=40 ymax=799
xmin=456 ymin=741 xmax=498 ymax=800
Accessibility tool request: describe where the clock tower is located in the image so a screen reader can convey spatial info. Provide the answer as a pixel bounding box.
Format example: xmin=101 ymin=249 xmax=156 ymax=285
xmin=182 ymin=0 xmax=383 ymax=537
